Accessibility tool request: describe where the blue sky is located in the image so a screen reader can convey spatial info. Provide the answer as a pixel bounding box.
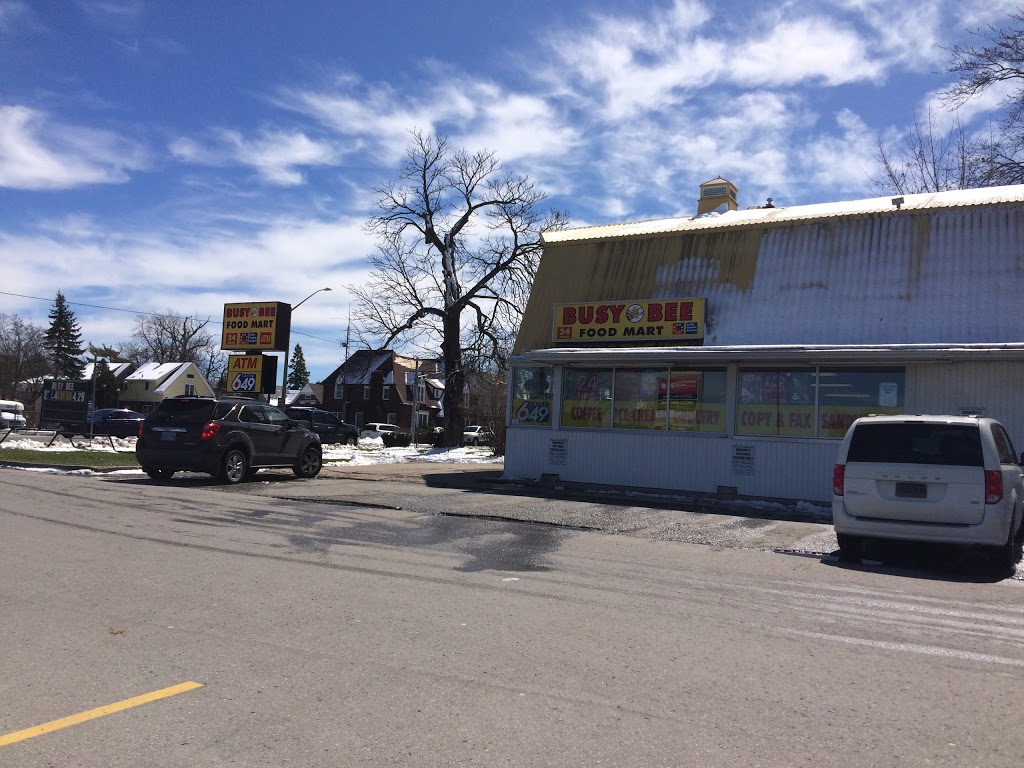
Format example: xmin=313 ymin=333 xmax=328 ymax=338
xmin=0 ymin=0 xmax=1019 ymax=383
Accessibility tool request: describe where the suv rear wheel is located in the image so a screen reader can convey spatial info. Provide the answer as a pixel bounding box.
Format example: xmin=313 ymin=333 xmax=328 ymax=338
xmin=294 ymin=445 xmax=322 ymax=478
xmin=220 ymin=448 xmax=249 ymax=484
xmin=144 ymin=467 xmax=174 ymax=481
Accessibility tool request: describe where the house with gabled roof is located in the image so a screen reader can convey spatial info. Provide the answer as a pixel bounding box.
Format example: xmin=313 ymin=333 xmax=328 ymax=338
xmin=505 ymin=180 xmax=1024 ymax=503
xmin=320 ymin=349 xmax=444 ymax=433
xmin=121 ymin=361 xmax=215 ymax=413
xmin=82 ymin=361 xmax=135 ymax=385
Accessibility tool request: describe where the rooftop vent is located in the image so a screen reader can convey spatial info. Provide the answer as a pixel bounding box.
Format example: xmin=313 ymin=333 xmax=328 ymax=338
xmin=698 ymin=177 xmax=739 ymax=215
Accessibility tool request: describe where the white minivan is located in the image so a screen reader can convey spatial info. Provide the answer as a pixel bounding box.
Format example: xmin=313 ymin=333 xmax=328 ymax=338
xmin=832 ymin=414 xmax=1024 ymax=570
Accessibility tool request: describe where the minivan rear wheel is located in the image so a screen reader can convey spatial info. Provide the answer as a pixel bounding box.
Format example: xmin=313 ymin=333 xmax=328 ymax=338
xmin=991 ymin=524 xmax=1019 ymax=576
xmin=220 ymin=448 xmax=248 ymax=484
xmin=836 ymin=533 xmax=863 ymax=564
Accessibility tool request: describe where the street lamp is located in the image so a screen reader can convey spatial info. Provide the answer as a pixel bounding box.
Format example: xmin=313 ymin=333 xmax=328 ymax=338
xmin=280 ymin=287 xmax=332 ymax=408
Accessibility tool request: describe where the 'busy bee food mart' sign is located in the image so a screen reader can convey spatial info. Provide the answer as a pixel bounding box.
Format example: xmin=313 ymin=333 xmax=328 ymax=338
xmin=221 ymin=302 xmax=291 ymax=352
xmin=552 ymin=298 xmax=705 ymax=343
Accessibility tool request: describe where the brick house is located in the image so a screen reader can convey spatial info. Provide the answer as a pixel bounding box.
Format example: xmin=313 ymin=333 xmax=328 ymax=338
xmin=319 ymin=350 xmax=445 ymax=433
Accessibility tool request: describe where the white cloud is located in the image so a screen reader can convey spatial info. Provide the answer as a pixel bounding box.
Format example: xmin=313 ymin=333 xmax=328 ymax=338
xmin=955 ymin=2 xmax=1022 ymax=29
xmin=0 ymin=105 xmax=147 ymax=190
xmin=801 ymin=108 xmax=878 ymax=196
xmin=730 ymin=17 xmax=883 ymax=86
xmin=170 ymin=128 xmax=339 ymax=186
xmin=0 ymin=1 xmax=33 ymax=34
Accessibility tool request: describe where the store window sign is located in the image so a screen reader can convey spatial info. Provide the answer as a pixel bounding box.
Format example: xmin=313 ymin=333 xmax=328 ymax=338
xmin=879 ymin=382 xmax=898 ymax=408
xmin=552 ymin=298 xmax=705 ymax=343
xmin=511 ymin=367 xmax=553 ymax=426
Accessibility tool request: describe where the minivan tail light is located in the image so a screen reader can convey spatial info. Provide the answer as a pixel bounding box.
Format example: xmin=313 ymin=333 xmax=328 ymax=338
xmin=985 ymin=470 xmax=1003 ymax=505
xmin=833 ymin=464 xmax=845 ymax=496
xmin=200 ymin=422 xmax=221 ymax=441
xmin=138 ymin=423 xmax=144 ymax=438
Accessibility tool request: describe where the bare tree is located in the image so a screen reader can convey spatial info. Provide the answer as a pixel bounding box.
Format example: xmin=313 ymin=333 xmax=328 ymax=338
xmin=350 ymin=130 xmax=568 ymax=447
xmin=941 ymin=10 xmax=1024 ymax=185
xmin=120 ymin=311 xmax=216 ymax=366
xmin=0 ymin=313 xmax=49 ymax=403
xmin=872 ymin=107 xmax=989 ymax=194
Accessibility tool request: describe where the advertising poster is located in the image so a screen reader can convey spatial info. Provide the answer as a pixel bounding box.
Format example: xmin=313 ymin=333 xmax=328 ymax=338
xmin=511 ymin=367 xmax=553 ymax=426
xmin=737 ymin=372 xmax=816 ymax=437
xmin=613 ymin=370 xmax=664 ymax=429
xmin=560 ymin=369 xmax=612 ymax=428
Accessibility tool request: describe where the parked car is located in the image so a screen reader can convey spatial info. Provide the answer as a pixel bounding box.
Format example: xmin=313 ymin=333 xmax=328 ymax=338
xmin=360 ymin=422 xmax=402 ymax=439
xmin=136 ymin=396 xmax=322 ymax=484
xmin=462 ymin=425 xmax=494 ymax=446
xmin=0 ymin=399 xmax=27 ymax=430
xmin=60 ymin=408 xmax=146 ymax=438
xmin=285 ymin=407 xmax=359 ymax=445
xmin=832 ymin=414 xmax=1024 ymax=571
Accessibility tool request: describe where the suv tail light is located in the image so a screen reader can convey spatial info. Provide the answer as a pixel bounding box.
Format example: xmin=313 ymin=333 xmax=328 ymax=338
xmin=138 ymin=423 xmax=144 ymax=438
xmin=833 ymin=464 xmax=845 ymax=496
xmin=200 ymin=421 xmax=221 ymax=441
xmin=985 ymin=470 xmax=1003 ymax=505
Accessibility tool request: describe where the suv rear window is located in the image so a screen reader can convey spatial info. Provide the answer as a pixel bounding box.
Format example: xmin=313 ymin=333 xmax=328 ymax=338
xmin=148 ymin=399 xmax=217 ymax=424
xmin=847 ymin=423 xmax=984 ymax=466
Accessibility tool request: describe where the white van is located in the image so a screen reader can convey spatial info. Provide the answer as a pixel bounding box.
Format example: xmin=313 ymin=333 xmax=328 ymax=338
xmin=0 ymin=399 xmax=27 ymax=431
xmin=833 ymin=414 xmax=1024 ymax=571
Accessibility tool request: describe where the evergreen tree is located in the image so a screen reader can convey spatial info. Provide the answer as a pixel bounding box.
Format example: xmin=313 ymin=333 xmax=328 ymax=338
xmin=92 ymin=359 xmax=120 ymax=409
xmin=288 ymin=343 xmax=310 ymax=389
xmin=44 ymin=291 xmax=85 ymax=379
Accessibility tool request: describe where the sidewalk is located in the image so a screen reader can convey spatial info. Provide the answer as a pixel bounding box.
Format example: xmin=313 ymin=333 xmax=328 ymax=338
xmin=303 ymin=460 xmax=838 ymax=554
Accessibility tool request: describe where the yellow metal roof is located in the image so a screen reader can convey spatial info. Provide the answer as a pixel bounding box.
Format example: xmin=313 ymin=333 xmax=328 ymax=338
xmin=542 ymin=185 xmax=1024 ymax=244
xmin=514 ymin=185 xmax=1024 ymax=355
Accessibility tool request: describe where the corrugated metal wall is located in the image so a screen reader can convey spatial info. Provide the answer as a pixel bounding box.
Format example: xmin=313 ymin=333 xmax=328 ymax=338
xmin=504 ymin=427 xmax=840 ymax=502
xmin=909 ymin=361 xmax=1024 ymax=450
xmin=516 ymin=204 xmax=1024 ymax=353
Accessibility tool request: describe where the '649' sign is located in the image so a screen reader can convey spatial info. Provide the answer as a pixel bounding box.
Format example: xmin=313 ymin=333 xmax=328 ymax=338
xmin=227 ymin=354 xmax=277 ymax=396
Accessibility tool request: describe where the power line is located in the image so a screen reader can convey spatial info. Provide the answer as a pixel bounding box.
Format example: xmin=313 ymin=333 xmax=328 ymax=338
xmin=0 ymin=290 xmax=341 ymax=345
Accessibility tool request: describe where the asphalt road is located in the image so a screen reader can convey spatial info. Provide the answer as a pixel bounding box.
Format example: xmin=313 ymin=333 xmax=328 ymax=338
xmin=2 ymin=466 xmax=1024 ymax=767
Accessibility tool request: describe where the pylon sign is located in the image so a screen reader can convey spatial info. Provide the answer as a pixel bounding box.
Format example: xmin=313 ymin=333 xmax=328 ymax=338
xmin=227 ymin=354 xmax=278 ymax=396
xmin=221 ymin=302 xmax=291 ymax=351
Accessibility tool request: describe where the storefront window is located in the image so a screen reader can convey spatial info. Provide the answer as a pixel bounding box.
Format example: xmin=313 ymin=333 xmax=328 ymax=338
xmin=737 ymin=370 xmax=816 ymax=436
xmin=613 ymin=369 xmax=665 ymax=430
xmin=816 ymin=369 xmax=904 ymax=438
xmin=667 ymin=369 xmax=727 ymax=432
xmin=561 ymin=369 xmax=613 ymax=428
xmin=737 ymin=368 xmax=906 ymax=438
xmin=511 ymin=366 xmax=553 ymax=426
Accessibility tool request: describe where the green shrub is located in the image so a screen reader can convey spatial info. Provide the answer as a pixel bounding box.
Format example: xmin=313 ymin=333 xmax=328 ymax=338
xmin=382 ymin=431 xmax=412 ymax=448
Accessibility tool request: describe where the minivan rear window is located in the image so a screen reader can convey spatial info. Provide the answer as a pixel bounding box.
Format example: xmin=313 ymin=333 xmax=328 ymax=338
xmin=847 ymin=423 xmax=984 ymax=466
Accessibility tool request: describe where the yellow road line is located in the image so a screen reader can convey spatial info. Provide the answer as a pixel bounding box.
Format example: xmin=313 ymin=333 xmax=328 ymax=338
xmin=0 ymin=681 xmax=203 ymax=748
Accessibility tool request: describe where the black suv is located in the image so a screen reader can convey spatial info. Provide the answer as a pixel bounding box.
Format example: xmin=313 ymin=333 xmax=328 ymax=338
xmin=285 ymin=407 xmax=359 ymax=445
xmin=137 ymin=397 xmax=322 ymax=483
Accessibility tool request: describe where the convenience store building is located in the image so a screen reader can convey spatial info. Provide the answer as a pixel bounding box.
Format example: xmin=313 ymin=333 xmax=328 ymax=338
xmin=504 ymin=181 xmax=1024 ymax=503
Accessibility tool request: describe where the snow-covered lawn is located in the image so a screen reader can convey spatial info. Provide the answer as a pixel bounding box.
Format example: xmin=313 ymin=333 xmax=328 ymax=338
xmin=0 ymin=433 xmax=501 ymax=466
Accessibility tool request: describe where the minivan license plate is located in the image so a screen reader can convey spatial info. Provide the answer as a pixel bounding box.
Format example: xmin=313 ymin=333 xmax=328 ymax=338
xmin=895 ymin=481 xmax=927 ymax=499
xmin=160 ymin=432 xmax=177 ymax=442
